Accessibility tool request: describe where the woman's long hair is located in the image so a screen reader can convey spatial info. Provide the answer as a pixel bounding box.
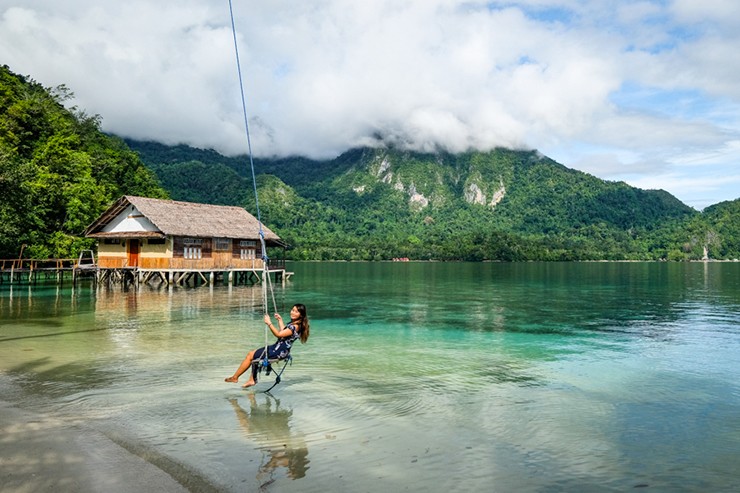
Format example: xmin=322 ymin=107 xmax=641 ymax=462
xmin=292 ymin=304 xmax=310 ymax=343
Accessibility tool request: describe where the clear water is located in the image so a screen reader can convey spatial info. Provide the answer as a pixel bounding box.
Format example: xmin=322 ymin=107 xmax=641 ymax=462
xmin=1 ymin=262 xmax=738 ymax=492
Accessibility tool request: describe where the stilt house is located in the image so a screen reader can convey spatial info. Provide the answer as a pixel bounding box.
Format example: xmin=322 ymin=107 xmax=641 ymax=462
xmin=83 ymin=195 xmax=286 ymax=271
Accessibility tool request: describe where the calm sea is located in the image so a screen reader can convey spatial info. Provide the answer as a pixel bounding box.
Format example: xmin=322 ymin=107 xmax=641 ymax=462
xmin=1 ymin=262 xmax=739 ymax=492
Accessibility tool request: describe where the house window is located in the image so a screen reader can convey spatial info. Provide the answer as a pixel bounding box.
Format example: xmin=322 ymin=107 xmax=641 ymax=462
xmin=104 ymin=239 xmax=121 ymax=245
xmin=239 ymin=240 xmax=257 ymax=260
xmin=214 ymin=238 xmax=231 ymax=251
xmin=148 ymin=238 xmax=166 ymax=245
xmin=183 ymin=238 xmax=202 ymax=259
xmin=173 ymin=237 xmax=212 ymax=259
xmin=184 ymin=246 xmax=202 ymax=259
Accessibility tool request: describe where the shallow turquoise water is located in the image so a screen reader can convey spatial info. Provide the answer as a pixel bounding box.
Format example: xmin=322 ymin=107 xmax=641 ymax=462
xmin=1 ymin=262 xmax=739 ymax=492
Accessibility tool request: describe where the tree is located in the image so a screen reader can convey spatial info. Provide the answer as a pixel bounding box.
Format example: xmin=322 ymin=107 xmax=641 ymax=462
xmin=0 ymin=65 xmax=168 ymax=258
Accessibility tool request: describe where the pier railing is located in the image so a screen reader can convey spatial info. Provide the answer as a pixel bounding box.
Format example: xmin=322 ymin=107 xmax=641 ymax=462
xmin=0 ymin=258 xmax=79 ymax=271
xmin=0 ymin=257 xmax=95 ymax=285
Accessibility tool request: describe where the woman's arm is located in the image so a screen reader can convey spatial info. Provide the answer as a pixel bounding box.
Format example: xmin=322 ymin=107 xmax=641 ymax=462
xmin=264 ymin=313 xmax=292 ymax=338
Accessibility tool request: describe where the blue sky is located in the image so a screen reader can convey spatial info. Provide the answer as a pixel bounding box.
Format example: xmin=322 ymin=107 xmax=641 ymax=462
xmin=1 ymin=0 xmax=738 ymax=210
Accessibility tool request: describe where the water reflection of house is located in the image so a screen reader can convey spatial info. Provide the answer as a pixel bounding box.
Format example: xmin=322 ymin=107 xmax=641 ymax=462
xmin=83 ymin=195 xmax=289 ymax=286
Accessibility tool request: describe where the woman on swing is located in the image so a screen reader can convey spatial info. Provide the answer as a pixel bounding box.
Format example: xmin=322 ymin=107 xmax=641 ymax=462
xmin=225 ymin=304 xmax=310 ymax=388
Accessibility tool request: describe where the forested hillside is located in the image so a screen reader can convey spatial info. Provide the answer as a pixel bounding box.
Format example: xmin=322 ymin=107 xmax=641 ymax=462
xmin=1 ymin=62 xmax=736 ymax=263
xmin=0 ymin=65 xmax=167 ymax=258
xmin=126 ymin=139 xmax=739 ymax=261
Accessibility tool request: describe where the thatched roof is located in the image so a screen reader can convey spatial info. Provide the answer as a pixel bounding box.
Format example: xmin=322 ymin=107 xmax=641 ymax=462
xmin=84 ymin=196 xmax=285 ymax=246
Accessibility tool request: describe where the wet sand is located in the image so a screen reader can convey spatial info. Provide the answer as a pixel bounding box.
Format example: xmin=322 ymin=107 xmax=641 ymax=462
xmin=0 ymin=400 xmax=196 ymax=493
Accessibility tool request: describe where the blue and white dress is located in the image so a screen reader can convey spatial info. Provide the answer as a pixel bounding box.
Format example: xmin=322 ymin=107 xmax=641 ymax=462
xmin=254 ymin=323 xmax=300 ymax=361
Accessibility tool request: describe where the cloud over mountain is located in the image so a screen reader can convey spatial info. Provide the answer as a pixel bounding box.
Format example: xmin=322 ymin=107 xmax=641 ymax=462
xmin=1 ymin=0 xmax=739 ymax=209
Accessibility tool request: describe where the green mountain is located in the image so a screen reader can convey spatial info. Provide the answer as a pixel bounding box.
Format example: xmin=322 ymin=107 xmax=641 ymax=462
xmin=1 ymin=62 xmax=735 ymax=262
xmin=0 ymin=65 xmax=167 ymax=259
xmin=126 ymin=139 xmax=738 ymax=261
xmin=689 ymin=199 xmax=740 ymax=259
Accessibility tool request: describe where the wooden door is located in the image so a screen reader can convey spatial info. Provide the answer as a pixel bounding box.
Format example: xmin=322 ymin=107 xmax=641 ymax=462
xmin=127 ymin=239 xmax=140 ymax=267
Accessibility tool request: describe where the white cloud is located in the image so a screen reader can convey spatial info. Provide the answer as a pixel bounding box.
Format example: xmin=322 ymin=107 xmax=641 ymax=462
xmin=671 ymin=0 xmax=740 ymax=27
xmin=0 ymin=0 xmax=738 ymax=208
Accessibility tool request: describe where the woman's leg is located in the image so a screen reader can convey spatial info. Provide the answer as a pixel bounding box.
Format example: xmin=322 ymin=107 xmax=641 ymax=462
xmin=225 ymin=348 xmax=258 ymax=384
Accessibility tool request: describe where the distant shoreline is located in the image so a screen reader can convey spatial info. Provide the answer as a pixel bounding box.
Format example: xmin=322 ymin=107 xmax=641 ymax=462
xmin=288 ymin=258 xmax=740 ymax=263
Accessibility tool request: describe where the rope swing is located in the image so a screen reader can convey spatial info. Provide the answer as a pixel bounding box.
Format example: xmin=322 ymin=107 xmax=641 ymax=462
xmin=227 ymin=0 xmax=277 ymax=353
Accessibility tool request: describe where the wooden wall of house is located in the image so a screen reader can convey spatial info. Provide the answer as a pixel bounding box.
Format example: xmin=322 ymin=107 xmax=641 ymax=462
xmin=99 ymin=257 xmax=127 ymax=268
xmin=97 ymin=239 xmax=128 ymax=268
xmin=99 ymin=255 xmax=264 ymax=270
xmin=172 ymin=237 xmax=212 ymax=258
xmin=97 ymin=237 xmax=172 ymax=269
xmin=231 ymin=239 xmax=262 ymax=260
xmin=98 ymin=239 xmax=127 ymax=256
xmin=97 ymin=236 xmax=264 ymax=270
xmin=138 ymin=238 xmax=170 ymax=268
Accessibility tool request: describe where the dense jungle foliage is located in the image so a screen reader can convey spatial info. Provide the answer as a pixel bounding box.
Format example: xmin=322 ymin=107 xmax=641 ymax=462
xmin=0 ymin=65 xmax=167 ymax=259
xmin=127 ymin=140 xmax=740 ymax=261
xmin=1 ymin=64 xmax=737 ymax=261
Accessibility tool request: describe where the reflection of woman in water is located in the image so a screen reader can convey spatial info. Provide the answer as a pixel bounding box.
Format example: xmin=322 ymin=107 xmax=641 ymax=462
xmin=229 ymin=394 xmax=309 ymax=480
xmin=225 ymin=304 xmax=310 ymax=388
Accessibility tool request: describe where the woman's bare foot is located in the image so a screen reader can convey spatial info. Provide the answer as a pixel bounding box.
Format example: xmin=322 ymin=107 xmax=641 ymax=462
xmin=241 ymin=380 xmax=256 ymax=388
xmin=225 ymin=376 xmax=238 ymax=383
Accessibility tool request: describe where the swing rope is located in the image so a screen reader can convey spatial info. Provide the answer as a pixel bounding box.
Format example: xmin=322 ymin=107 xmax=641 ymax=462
xmin=228 ymin=0 xmax=277 ymax=358
xmin=227 ymin=0 xmax=262 ymax=234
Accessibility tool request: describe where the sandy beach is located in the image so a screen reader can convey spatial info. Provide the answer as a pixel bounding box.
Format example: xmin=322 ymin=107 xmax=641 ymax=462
xmin=0 ymin=400 xmax=194 ymax=493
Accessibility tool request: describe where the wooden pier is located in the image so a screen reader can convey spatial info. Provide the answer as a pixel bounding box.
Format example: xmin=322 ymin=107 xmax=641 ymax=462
xmin=0 ymin=256 xmax=96 ymax=285
xmin=98 ymin=264 xmax=292 ymax=287
xmin=1 ymin=255 xmax=292 ymax=287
